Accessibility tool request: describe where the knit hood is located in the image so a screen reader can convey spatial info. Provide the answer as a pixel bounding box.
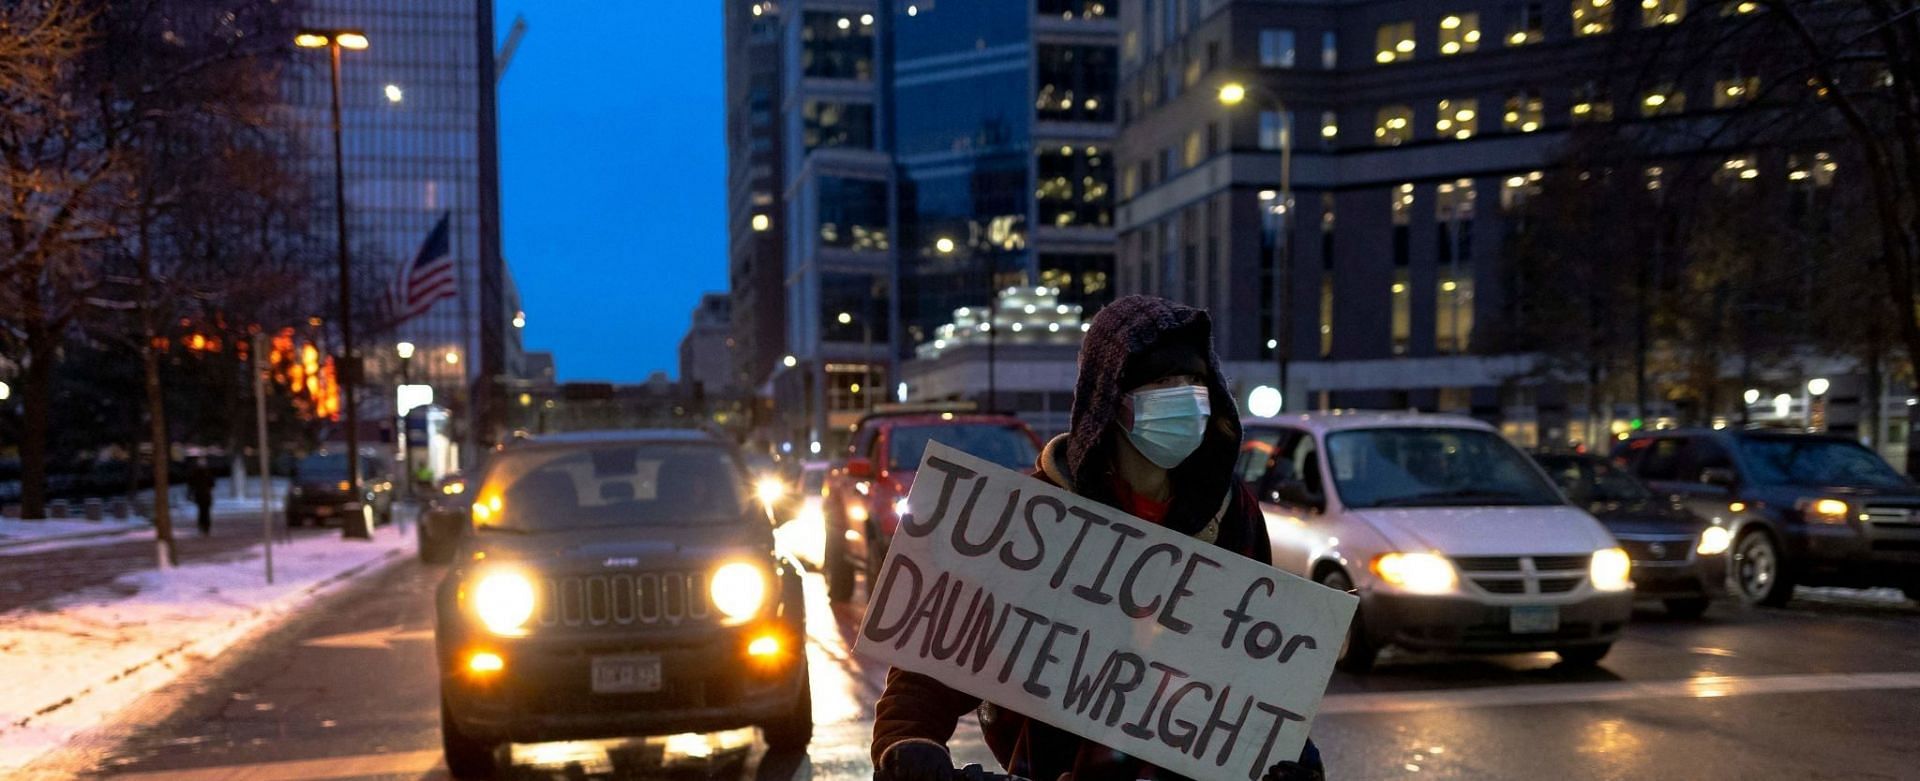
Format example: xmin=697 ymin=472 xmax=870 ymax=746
xmin=1038 ymin=295 xmax=1243 ymax=538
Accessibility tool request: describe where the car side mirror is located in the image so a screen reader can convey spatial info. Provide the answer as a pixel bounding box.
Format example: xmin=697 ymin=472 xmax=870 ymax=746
xmin=846 ymin=458 xmax=873 ymax=480
xmin=1700 ymin=467 xmax=1737 ymax=489
xmin=1268 ymin=478 xmax=1326 ymax=513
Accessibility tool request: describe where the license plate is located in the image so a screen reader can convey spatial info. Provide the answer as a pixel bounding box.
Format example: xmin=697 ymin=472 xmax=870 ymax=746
xmin=1509 ymin=605 xmax=1561 ymax=634
xmin=313 ymin=506 xmax=334 ymax=517
xmin=591 ymin=654 xmax=662 ymax=694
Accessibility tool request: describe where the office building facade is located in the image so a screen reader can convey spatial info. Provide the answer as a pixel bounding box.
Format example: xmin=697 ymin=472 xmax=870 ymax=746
xmin=727 ymin=0 xmax=791 ymax=398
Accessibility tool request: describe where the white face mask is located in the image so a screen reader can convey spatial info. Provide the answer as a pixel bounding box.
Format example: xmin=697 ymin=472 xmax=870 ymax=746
xmin=1125 ymin=385 xmax=1211 ymax=469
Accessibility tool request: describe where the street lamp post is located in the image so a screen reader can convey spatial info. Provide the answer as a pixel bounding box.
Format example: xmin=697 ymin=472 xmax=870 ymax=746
xmin=1220 ymin=80 xmax=1294 ymax=411
xmin=396 ymin=341 xmax=414 ymax=501
xmin=296 ymin=29 xmax=369 ymax=532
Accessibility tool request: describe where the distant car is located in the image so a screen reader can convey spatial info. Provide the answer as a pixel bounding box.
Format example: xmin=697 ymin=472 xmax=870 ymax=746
xmin=286 ymin=451 xmax=394 ymax=529
xmin=1616 ymin=429 xmax=1920 ymax=606
xmin=822 ymin=409 xmax=1042 ymax=602
xmin=1534 ymin=452 xmax=1729 ymax=618
xmin=1242 ymin=413 xmax=1634 ymax=671
xmin=418 ymin=473 xmax=470 ymax=564
xmin=434 ymin=430 xmax=810 ymax=779
xmin=772 ymin=460 xmax=831 ymax=570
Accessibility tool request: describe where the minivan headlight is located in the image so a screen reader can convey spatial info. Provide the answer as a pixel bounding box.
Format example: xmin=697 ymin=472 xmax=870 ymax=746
xmin=1371 ymin=552 xmax=1459 ymax=595
xmin=710 ymin=561 xmax=768 ymax=620
xmin=473 ymin=570 xmax=537 ymax=635
xmin=1797 ymin=497 xmax=1850 ymax=524
xmin=1590 ymin=547 xmax=1633 ymax=592
xmin=1696 ymin=526 xmax=1732 ymax=556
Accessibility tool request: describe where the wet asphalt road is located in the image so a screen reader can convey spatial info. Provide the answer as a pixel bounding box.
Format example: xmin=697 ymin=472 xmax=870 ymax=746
xmin=27 ymin=557 xmax=1920 ymax=781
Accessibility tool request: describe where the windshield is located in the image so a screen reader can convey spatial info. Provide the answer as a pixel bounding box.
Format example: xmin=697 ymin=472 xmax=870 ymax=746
xmin=1736 ymin=436 xmax=1909 ymax=490
xmin=887 ymin=424 xmax=1037 ymax=472
xmin=1539 ymin=457 xmax=1652 ymax=504
xmin=1326 ymin=427 xmax=1566 ymax=508
xmin=296 ymin=454 xmax=353 ymax=481
xmin=474 ymin=444 xmax=746 ymax=532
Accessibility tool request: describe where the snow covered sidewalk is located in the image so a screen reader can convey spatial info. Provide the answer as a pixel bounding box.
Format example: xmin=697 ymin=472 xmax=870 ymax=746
xmin=0 ymin=529 xmax=412 ymax=773
xmin=0 ymin=517 xmax=148 ymax=550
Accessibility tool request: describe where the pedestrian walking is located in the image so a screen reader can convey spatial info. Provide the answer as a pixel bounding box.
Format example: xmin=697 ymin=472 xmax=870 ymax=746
xmin=871 ymin=295 xmax=1325 ymax=781
xmin=186 ymin=458 xmax=217 ymax=537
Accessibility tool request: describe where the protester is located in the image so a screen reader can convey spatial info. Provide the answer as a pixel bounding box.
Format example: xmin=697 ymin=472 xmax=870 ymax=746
xmin=871 ymin=295 xmax=1325 ymax=781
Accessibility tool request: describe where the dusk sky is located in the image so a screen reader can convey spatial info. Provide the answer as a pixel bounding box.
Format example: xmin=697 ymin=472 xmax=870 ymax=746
xmin=494 ymin=1 xmax=726 ymax=383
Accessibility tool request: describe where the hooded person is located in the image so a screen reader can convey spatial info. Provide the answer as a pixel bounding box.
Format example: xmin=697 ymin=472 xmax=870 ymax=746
xmin=871 ymin=295 xmax=1325 ymax=781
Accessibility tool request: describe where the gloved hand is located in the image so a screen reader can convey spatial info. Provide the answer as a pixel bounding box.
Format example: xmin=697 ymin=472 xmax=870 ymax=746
xmin=1262 ymin=760 xmax=1326 ymax=781
xmin=877 ymin=740 xmax=956 ymax=781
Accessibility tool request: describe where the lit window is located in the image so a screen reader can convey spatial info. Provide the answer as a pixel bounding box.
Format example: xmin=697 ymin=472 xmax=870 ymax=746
xmin=1786 ymin=151 xmax=1837 ymax=187
xmin=1374 ymin=104 xmax=1413 ymax=146
xmin=1436 ymin=274 xmax=1475 ymax=354
xmin=1319 ymin=273 xmax=1334 ymax=357
xmin=1714 ymin=74 xmax=1759 ymax=108
xmin=1037 ymin=146 xmax=1113 ymax=227
xmin=1572 ymin=0 xmax=1614 ymax=36
xmin=1183 ymin=129 xmax=1204 ymax=167
xmin=1644 ymin=165 xmax=1664 ymax=192
xmin=1260 ymin=29 xmax=1297 ymax=68
xmin=1259 ymin=110 xmax=1294 ymax=150
xmin=1716 ymin=156 xmax=1760 ymax=186
xmin=1508 ymin=3 xmax=1545 ymax=45
xmin=1722 ymin=0 xmax=1759 ymax=15
xmin=1503 ymin=91 xmax=1543 ymax=133
xmin=1320 ymin=110 xmax=1338 ymax=146
xmin=1375 ymin=21 xmax=1415 ymax=64
xmin=1572 ymin=82 xmax=1614 ymax=122
xmin=1392 ymin=182 xmax=1415 ymax=225
xmin=1642 ymin=0 xmax=1685 ymax=26
xmin=1322 ymin=31 xmax=1338 ymax=69
xmin=1500 ymin=170 xmax=1544 ymax=211
xmin=751 ymin=214 xmax=771 ymax=231
xmin=1436 ymin=98 xmax=1479 ymax=140
xmin=383 ymin=84 xmax=404 ymax=103
xmin=1439 ymin=13 xmax=1481 ymax=56
xmin=1641 ymin=83 xmax=1684 ymax=116
xmin=1391 ymin=269 xmax=1412 ymax=355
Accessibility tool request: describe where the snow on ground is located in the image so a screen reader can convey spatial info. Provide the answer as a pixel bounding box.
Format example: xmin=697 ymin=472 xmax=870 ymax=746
xmin=0 ymin=527 xmax=412 ymax=773
xmin=0 ymin=517 xmax=147 ymax=547
xmin=0 ymin=478 xmax=291 ymax=554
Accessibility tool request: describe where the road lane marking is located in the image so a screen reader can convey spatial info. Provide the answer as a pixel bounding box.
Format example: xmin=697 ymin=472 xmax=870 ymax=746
xmin=299 ymin=625 xmax=434 ymax=650
xmin=105 ymin=749 xmax=443 ymax=781
xmin=1318 ymin=671 xmax=1920 ymax=715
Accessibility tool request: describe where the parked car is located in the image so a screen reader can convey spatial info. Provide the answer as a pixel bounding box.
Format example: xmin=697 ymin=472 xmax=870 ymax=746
xmin=418 ymin=473 xmax=470 ymax=564
xmin=822 ymin=408 xmax=1042 ymax=602
xmin=1615 ymin=428 xmax=1920 ymax=606
xmin=286 ymin=451 xmax=394 ymax=529
xmin=1240 ymin=413 xmax=1634 ymax=672
xmin=434 ymin=430 xmax=809 ymax=779
xmin=1534 ymin=452 xmax=1729 ymax=618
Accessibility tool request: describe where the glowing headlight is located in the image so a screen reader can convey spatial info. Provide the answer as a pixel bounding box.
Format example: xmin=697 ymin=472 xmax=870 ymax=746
xmin=1371 ymin=552 xmax=1458 ymax=595
xmin=1590 ymin=547 xmax=1633 ymax=592
xmin=710 ymin=561 xmax=768 ymax=620
xmin=754 ymin=476 xmax=787 ymax=507
xmin=473 ymin=571 xmax=537 ymax=635
xmin=441 ymin=480 xmax=465 ymax=496
xmin=892 ymin=496 xmax=911 ymax=519
xmin=1697 ymin=526 xmax=1732 ymax=556
xmin=1798 ymin=497 xmax=1850 ymax=524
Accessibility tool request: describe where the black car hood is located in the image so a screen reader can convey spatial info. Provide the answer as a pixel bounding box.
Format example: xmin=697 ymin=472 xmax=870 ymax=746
xmin=1588 ymin=500 xmax=1707 ymax=535
xmin=468 ymin=520 xmax=771 ymax=570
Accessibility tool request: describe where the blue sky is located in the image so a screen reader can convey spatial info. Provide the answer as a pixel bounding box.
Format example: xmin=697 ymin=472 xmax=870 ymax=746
xmin=495 ymin=1 xmax=725 ymax=382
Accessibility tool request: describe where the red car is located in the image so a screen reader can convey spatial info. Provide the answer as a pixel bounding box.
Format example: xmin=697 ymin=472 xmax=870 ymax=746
xmin=822 ymin=409 xmax=1043 ymax=601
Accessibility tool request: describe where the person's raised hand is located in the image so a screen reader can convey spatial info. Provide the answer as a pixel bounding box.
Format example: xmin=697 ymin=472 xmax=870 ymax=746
xmin=877 ymin=740 xmax=956 ymax=781
xmin=1262 ymin=761 xmax=1325 ymax=781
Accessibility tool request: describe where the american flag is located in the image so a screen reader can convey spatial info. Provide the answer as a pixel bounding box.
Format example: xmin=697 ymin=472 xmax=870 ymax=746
xmin=389 ymin=212 xmax=456 ymax=325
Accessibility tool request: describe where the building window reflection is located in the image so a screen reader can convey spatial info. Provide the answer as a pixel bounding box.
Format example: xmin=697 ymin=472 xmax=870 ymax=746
xmin=1572 ymin=0 xmax=1614 ymax=36
xmin=1439 ymin=13 xmax=1480 ymax=55
xmin=1375 ymin=104 xmax=1413 ymax=145
xmin=1375 ymin=21 xmax=1415 ymax=64
xmin=801 ymin=11 xmax=874 ymax=80
xmin=817 ymin=177 xmax=889 ymax=251
xmin=802 ymin=100 xmax=874 ymax=150
xmin=1037 ymin=44 xmax=1117 ymax=122
xmin=1436 ymin=98 xmax=1478 ymax=139
xmin=1037 ymin=145 xmax=1114 ymax=227
xmin=1504 ymin=90 xmax=1543 ymax=132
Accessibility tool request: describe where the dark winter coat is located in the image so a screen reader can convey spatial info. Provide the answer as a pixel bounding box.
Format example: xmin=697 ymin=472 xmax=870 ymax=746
xmin=871 ymin=296 xmax=1321 ymax=781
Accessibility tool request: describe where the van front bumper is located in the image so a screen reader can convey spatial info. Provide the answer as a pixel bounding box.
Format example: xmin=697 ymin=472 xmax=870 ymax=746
xmin=1362 ymin=592 xmax=1634 ymax=653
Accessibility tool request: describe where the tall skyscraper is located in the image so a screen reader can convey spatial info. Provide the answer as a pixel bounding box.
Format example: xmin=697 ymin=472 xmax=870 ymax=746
xmin=726 ymin=0 xmax=791 ymax=402
xmin=285 ymin=0 xmax=508 ymax=448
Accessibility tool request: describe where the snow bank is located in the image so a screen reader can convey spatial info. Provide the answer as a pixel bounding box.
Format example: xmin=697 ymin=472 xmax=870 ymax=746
xmin=0 ymin=530 xmax=410 ymax=773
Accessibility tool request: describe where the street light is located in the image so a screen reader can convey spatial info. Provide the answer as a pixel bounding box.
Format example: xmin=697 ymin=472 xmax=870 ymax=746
xmin=296 ymin=28 xmax=369 ymax=529
xmin=395 ymin=341 xmax=415 ymax=360
xmin=1220 ymin=79 xmax=1294 ymax=411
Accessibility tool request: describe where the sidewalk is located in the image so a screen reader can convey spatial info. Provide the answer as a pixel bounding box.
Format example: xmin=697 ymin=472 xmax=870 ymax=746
xmin=0 ymin=527 xmax=412 ymax=773
xmin=0 ymin=477 xmax=289 ymax=552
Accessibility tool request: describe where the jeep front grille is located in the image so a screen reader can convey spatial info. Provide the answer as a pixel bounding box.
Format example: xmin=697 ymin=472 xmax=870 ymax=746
xmin=536 ymin=573 xmax=710 ymax=627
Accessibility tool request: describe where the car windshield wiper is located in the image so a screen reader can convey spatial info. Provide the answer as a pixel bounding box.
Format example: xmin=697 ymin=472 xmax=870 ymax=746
xmin=1371 ymin=489 xmax=1540 ymax=507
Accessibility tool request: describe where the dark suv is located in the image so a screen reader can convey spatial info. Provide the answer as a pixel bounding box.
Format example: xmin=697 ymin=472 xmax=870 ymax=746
xmin=434 ymin=430 xmax=810 ymax=778
xmin=1616 ymin=429 xmax=1920 ymax=606
xmin=286 ymin=451 xmax=394 ymax=529
xmin=821 ymin=409 xmax=1041 ymax=602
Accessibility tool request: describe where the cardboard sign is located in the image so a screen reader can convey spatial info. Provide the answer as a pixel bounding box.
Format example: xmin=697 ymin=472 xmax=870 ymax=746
xmin=856 ymin=443 xmax=1357 ymax=780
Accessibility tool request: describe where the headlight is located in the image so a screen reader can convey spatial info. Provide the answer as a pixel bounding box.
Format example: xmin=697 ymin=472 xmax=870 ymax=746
xmin=754 ymin=476 xmax=787 ymax=507
xmin=442 ymin=480 xmax=466 ymax=496
xmin=892 ymin=496 xmax=911 ymax=519
xmin=472 ymin=571 xmax=537 ymax=635
xmin=710 ymin=561 xmax=768 ymax=620
xmin=1797 ymin=497 xmax=1850 ymax=524
xmin=1697 ymin=526 xmax=1732 ymax=556
xmin=1590 ymin=547 xmax=1633 ymax=592
xmin=1371 ymin=552 xmax=1458 ymax=595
